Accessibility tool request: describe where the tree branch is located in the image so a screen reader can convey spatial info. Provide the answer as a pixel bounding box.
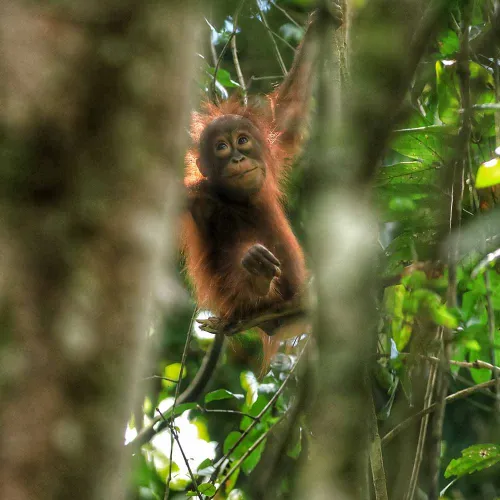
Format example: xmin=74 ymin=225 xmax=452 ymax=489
xmin=382 ymin=379 xmax=499 ymax=447
xmin=127 ymin=333 xmax=225 ymax=450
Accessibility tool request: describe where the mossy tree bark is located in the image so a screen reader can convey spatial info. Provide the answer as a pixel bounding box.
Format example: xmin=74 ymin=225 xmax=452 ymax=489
xmin=0 ymin=2 xmax=201 ymax=499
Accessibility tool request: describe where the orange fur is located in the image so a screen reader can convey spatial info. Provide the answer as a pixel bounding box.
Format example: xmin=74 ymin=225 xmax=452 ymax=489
xmin=182 ymin=93 xmax=308 ymax=375
xmin=182 ymin=96 xmax=307 ymax=373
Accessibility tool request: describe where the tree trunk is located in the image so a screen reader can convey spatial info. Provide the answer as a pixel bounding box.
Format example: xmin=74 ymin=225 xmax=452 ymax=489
xmin=0 ymin=2 xmax=201 ymax=499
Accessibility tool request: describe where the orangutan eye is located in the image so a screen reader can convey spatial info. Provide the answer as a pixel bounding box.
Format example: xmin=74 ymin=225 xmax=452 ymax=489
xmin=216 ymin=141 xmax=229 ymax=151
xmin=237 ymin=135 xmax=249 ymax=145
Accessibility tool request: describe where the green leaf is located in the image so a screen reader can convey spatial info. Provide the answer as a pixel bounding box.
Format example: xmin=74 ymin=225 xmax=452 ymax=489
xmin=438 ymin=30 xmax=459 ymax=57
xmin=164 ymin=363 xmax=186 ymax=386
xmin=197 ymin=458 xmax=214 ymax=475
xmin=287 ymin=427 xmax=302 ymax=459
xmin=186 ymin=484 xmax=216 ymax=497
xmin=389 ymin=197 xmax=417 ymax=212
xmin=464 ymin=339 xmax=481 ymax=352
xmin=241 ymin=438 xmax=266 ymax=475
xmin=470 ymin=62 xmax=495 ymax=87
xmin=402 ymin=270 xmax=428 ymax=290
xmin=444 ymin=444 xmax=500 ymax=479
xmin=223 ymin=431 xmax=243 ymax=456
xmin=158 ymin=402 xmax=197 ymax=422
xmin=428 ymin=303 xmax=458 ymax=329
xmin=205 ymin=389 xmax=243 ymax=404
xmin=206 ymin=67 xmax=240 ymax=88
xmin=436 ymin=60 xmax=460 ymax=125
xmin=475 ymin=158 xmax=500 ymax=189
xmin=391 ymin=133 xmax=441 ymax=163
xmin=225 ymin=466 xmax=240 ymax=495
xmin=383 ymin=285 xmax=413 ymax=350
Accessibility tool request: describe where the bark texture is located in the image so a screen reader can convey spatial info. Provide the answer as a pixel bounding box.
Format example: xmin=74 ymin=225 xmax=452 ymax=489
xmin=0 ymin=2 xmax=201 ymax=499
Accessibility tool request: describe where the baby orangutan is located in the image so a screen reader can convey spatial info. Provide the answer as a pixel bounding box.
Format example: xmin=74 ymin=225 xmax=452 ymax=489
xmin=182 ymin=5 xmax=343 ymax=367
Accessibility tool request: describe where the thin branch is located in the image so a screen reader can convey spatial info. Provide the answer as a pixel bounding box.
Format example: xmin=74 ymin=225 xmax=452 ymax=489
xmin=212 ymin=0 xmax=247 ymax=100
xmin=165 ymin=308 xmax=198 ymax=500
xmin=205 ymin=17 xmax=219 ymax=66
xmin=246 ymin=74 xmax=284 ymax=92
xmin=370 ymin=392 xmax=389 ymax=500
xmin=454 ymin=374 xmax=498 ymax=403
xmin=429 ymin=2 xmax=472 ymax=496
xmin=128 ymin=333 xmax=225 ymax=450
xmin=230 ymin=13 xmax=248 ymax=105
xmin=210 ymin=413 xmax=287 ymax=499
xmin=377 ymin=166 xmax=441 ymax=184
xmin=157 ymin=409 xmax=202 ymax=500
xmin=404 ymin=332 xmax=440 ymax=500
xmin=378 ymin=352 xmax=500 ymax=373
xmin=381 ymin=379 xmax=499 ymax=447
xmin=198 ymin=305 xmax=307 ymax=336
xmin=256 ymin=350 xmax=313 ymax=500
xmin=209 ymin=36 xmax=218 ymax=67
xmin=248 ymin=74 xmax=284 ymax=81
xmin=255 ymin=0 xmax=288 ymax=75
xmin=270 ymin=0 xmax=303 ymax=29
xmin=257 ymin=18 xmax=297 ymax=52
xmin=144 ymin=375 xmax=180 ymax=383
xmin=209 ymin=340 xmax=308 ymax=482
xmin=200 ymin=407 xmax=260 ymax=421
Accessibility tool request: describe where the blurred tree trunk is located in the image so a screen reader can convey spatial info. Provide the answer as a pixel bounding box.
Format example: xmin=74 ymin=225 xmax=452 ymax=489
xmin=0 ymin=2 xmax=200 ymax=499
xmin=294 ymin=0 xmax=444 ymax=499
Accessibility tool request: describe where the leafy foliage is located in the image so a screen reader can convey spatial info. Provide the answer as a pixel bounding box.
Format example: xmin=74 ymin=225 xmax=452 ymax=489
xmin=445 ymin=444 xmax=500 ymax=479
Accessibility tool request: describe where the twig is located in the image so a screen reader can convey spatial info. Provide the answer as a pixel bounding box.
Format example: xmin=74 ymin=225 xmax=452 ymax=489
xmin=143 ymin=375 xmax=179 ymax=383
xmin=212 ymin=0 xmax=247 ymax=100
xmin=257 ymin=349 xmax=313 ymax=500
xmin=257 ymin=19 xmax=297 ymax=52
xmin=381 ymin=379 xmax=498 ymax=446
xmin=198 ymin=306 xmax=307 ymax=336
xmin=209 ymin=339 xmax=308 ymax=482
xmin=454 ymin=373 xmax=498 ymax=403
xmin=210 ymin=413 xmax=287 ymax=498
xmin=165 ymin=308 xmax=198 ymax=500
xmin=209 ymin=34 xmax=218 ymax=67
xmin=248 ymin=74 xmax=284 ymax=81
xmin=270 ymin=0 xmax=303 ymax=29
xmin=200 ymin=407 xmax=259 ymax=421
xmin=370 ymin=391 xmax=389 ymax=500
xmin=128 ymin=333 xmax=225 ymax=450
xmin=230 ymin=12 xmax=247 ymax=105
xmin=378 ymin=352 xmax=500 ymax=373
xmin=157 ymin=408 xmax=203 ymax=500
xmin=404 ymin=331 xmax=440 ymax=500
xmin=255 ymin=0 xmax=288 ymax=75
xmin=429 ymin=2 xmax=472 ymax=497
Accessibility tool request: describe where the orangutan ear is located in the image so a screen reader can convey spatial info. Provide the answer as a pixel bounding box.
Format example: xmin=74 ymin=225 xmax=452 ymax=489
xmin=196 ymin=156 xmax=209 ymax=178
